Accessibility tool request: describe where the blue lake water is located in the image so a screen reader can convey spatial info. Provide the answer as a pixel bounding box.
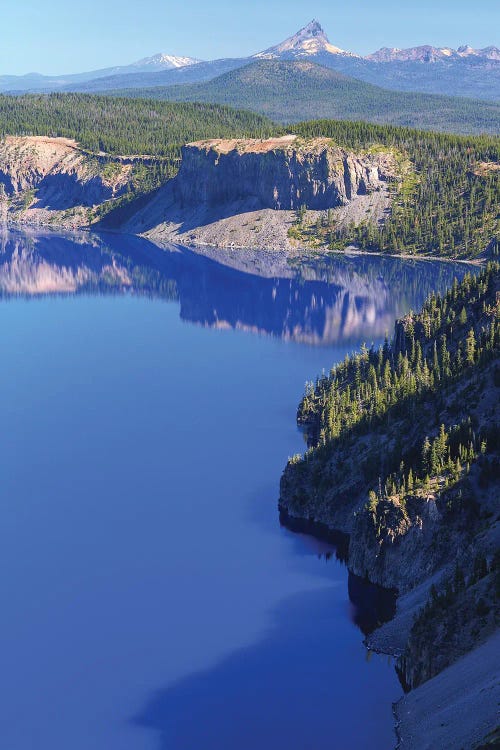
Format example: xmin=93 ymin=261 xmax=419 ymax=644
xmin=0 ymin=230 xmax=469 ymax=750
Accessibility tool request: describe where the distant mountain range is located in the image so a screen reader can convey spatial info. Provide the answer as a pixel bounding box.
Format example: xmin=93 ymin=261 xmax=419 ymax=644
xmin=366 ymin=44 xmax=500 ymax=63
xmin=1 ymin=20 xmax=499 ymax=102
xmin=0 ymin=53 xmax=200 ymax=93
xmin=253 ymin=21 xmax=500 ymax=64
xmin=111 ymin=59 xmax=500 ymax=135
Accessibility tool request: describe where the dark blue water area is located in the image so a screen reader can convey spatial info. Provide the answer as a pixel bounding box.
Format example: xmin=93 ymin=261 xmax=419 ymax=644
xmin=0 ymin=230 xmax=470 ymax=750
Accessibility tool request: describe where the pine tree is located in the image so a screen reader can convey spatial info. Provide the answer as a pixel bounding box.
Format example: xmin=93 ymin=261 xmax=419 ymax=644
xmin=407 ymin=468 xmax=414 ymax=492
xmin=466 ymin=328 xmax=476 ymax=365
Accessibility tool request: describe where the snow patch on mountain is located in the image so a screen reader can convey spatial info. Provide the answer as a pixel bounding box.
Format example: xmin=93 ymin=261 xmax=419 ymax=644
xmin=253 ymin=20 xmax=358 ymax=60
xmin=132 ymin=54 xmax=200 ymax=70
xmin=367 ymin=44 xmax=500 ymax=63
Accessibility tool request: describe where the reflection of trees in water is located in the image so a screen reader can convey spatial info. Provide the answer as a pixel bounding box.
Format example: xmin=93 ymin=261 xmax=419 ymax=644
xmin=0 ymin=229 xmax=469 ymax=346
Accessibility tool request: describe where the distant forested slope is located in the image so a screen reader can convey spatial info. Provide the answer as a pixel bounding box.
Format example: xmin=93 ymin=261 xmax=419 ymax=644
xmin=109 ymin=60 xmax=500 ymax=136
xmin=0 ymin=94 xmax=276 ymax=214
xmin=0 ymin=94 xmax=275 ymax=159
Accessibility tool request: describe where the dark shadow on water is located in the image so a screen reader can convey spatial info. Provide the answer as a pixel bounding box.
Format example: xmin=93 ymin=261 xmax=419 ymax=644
xmin=132 ymin=588 xmax=397 ymax=750
xmin=347 ymin=572 xmax=397 ymax=636
xmin=278 ymin=509 xmax=397 ymax=635
xmin=279 ymin=508 xmax=350 ymax=563
xmin=132 ymin=510 xmax=398 ymax=750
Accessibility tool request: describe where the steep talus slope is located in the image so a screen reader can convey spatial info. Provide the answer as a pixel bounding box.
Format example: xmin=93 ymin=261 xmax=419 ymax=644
xmin=120 ymin=135 xmax=399 ymax=251
xmin=0 ymin=96 xmax=497 ymax=262
xmin=395 ymin=632 xmax=500 ymax=750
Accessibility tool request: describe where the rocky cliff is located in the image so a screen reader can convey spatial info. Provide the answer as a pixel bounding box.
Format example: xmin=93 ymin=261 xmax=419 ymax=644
xmin=279 ymin=262 xmax=500 ymax=747
xmin=2 ymin=134 xmax=398 ymax=251
xmin=0 ymin=136 xmax=137 ymax=227
xmin=280 ymin=266 xmax=500 ymax=592
xmin=121 ymin=135 xmax=398 ymax=251
xmin=173 ymin=135 xmax=397 ymax=210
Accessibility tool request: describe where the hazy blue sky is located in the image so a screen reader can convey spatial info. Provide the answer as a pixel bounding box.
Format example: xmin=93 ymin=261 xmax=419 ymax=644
xmin=1 ymin=0 xmax=498 ymax=75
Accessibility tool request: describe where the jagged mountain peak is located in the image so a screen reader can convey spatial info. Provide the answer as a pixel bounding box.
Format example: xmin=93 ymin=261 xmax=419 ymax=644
xmin=367 ymin=44 xmax=500 ymax=63
xmin=456 ymin=44 xmax=500 ymax=60
xmin=297 ymin=19 xmax=326 ymax=38
xmin=479 ymin=46 xmax=500 ymax=61
xmin=253 ymin=19 xmax=358 ymax=60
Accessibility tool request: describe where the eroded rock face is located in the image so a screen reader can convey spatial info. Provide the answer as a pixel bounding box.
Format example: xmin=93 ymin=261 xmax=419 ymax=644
xmin=347 ymin=495 xmax=447 ymax=592
xmin=0 ymin=136 xmax=132 ymax=216
xmin=174 ymin=136 xmax=397 ymax=210
xmin=279 ymin=267 xmax=500 ymax=597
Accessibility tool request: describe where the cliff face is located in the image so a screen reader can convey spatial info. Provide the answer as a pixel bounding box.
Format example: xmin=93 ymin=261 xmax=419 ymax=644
xmin=0 ymin=136 xmax=134 ymax=226
xmin=173 ymin=136 xmax=397 ymax=210
xmin=280 ymin=267 xmax=500 ymax=594
xmin=279 ymin=264 xmax=500 ymax=740
xmin=279 ymin=266 xmax=500 ymax=750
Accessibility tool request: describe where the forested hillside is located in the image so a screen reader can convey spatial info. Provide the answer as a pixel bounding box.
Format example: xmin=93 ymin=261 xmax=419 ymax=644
xmin=294 ymin=264 xmax=499 ymax=458
xmin=0 ymin=92 xmax=498 ymax=259
xmin=111 ymin=60 xmax=500 ymax=136
xmin=0 ymin=94 xmax=275 ymax=159
xmin=0 ymin=94 xmax=276 ymax=214
xmin=292 ymin=120 xmax=500 ymax=258
xmin=280 ymin=262 xmax=500 ymax=683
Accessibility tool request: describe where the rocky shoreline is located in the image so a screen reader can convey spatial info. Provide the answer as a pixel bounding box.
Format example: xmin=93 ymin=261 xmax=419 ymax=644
xmin=0 ymin=134 xmax=401 ymax=255
xmin=280 ymin=499 xmax=499 ymax=750
xmin=279 ymin=263 xmax=500 ymax=748
xmin=1 ymin=133 xmax=490 ymax=269
xmin=121 ymin=135 xmax=398 ymax=252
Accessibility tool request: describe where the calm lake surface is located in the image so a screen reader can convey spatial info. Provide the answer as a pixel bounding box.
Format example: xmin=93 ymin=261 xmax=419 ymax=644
xmin=0 ymin=230 xmax=469 ymax=750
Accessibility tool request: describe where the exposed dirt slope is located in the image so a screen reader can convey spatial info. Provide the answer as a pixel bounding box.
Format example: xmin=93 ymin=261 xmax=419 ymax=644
xmin=0 ymin=136 xmax=133 ymax=227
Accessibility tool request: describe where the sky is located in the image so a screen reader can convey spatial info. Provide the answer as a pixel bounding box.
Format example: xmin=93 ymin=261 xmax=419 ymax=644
xmin=0 ymin=0 xmax=498 ymax=75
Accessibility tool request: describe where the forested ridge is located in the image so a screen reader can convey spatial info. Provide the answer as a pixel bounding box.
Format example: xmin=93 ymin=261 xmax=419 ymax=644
xmin=107 ymin=60 xmax=500 ymax=136
xmin=0 ymin=92 xmax=498 ymax=258
xmin=281 ymin=263 xmax=500 ymax=684
xmin=0 ymin=93 xmax=275 ymax=159
xmin=296 ymin=262 xmax=499 ymax=470
xmin=293 ymin=120 xmax=500 ymax=257
xmin=0 ymin=93 xmax=276 ymax=216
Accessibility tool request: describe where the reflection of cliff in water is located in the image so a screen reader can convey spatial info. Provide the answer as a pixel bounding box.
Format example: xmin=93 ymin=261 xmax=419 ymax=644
xmin=0 ymin=229 xmax=470 ymax=346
